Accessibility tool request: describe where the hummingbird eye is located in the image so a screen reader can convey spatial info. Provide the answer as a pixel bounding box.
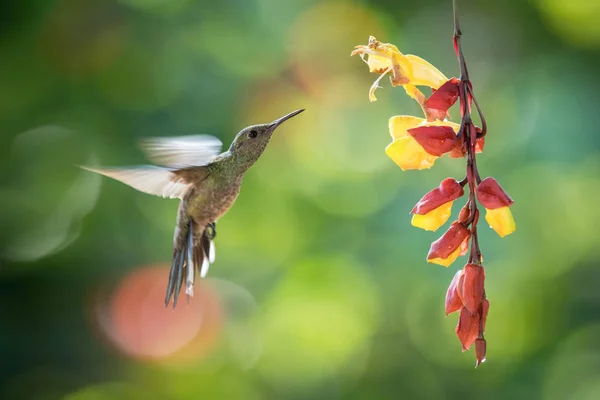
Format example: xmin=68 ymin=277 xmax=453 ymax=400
xmin=248 ymin=130 xmax=258 ymax=139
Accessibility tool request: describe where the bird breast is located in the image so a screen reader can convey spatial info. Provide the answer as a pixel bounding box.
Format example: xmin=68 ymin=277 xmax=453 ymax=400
xmin=185 ymin=174 xmax=243 ymax=226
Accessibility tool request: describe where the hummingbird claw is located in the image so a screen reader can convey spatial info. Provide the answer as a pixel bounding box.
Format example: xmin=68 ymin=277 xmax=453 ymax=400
xmin=206 ymin=222 xmax=216 ymax=240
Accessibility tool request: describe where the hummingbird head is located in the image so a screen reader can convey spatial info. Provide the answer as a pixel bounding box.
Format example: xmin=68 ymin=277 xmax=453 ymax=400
xmin=229 ymin=109 xmax=304 ymax=167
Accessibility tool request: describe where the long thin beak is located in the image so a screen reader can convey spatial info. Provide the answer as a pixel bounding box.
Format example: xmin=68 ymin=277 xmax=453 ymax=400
xmin=270 ymin=109 xmax=305 ymax=129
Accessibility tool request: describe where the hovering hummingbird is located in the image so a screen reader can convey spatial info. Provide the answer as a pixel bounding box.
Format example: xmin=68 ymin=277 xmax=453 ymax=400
xmin=82 ymin=109 xmax=304 ymax=308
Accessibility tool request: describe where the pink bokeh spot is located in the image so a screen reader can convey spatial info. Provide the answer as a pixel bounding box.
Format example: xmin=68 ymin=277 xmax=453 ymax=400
xmin=98 ymin=265 xmax=222 ymax=362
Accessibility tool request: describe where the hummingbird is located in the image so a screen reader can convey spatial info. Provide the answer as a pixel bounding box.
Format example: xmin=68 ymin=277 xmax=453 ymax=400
xmin=82 ymin=109 xmax=304 ymax=308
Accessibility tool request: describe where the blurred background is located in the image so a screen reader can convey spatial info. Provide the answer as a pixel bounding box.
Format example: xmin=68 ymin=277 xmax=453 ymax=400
xmin=1 ymin=0 xmax=600 ymax=398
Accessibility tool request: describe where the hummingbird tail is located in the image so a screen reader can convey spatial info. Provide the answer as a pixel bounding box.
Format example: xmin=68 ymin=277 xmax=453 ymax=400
xmin=164 ymin=222 xmax=216 ymax=309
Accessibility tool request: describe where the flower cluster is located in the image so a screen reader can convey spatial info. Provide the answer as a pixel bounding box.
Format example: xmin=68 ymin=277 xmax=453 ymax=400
xmin=352 ymin=7 xmax=515 ymax=367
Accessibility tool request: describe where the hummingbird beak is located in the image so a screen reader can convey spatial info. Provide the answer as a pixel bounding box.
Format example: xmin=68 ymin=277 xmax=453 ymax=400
xmin=269 ymin=109 xmax=305 ymax=130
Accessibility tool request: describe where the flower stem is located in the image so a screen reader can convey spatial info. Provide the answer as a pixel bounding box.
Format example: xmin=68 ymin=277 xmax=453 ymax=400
xmin=454 ymin=0 xmax=484 ymax=267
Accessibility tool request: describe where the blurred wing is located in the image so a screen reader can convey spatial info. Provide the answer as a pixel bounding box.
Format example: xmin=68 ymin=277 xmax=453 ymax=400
xmin=139 ymin=135 xmax=223 ymax=168
xmin=80 ymin=165 xmax=192 ymax=199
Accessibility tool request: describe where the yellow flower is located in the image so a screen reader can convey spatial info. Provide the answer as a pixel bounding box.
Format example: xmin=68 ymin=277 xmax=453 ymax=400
xmin=351 ymin=36 xmax=448 ymax=118
xmin=385 ymin=116 xmax=459 ymax=170
xmin=412 ymin=202 xmax=453 ymax=231
xmin=484 ymin=207 xmax=516 ymax=237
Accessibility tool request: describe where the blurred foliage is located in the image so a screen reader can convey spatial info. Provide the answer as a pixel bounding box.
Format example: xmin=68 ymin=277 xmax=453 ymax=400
xmin=1 ymin=0 xmax=599 ymax=399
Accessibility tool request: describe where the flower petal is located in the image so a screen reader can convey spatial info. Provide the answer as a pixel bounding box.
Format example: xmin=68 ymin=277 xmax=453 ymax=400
xmin=485 ymin=206 xmax=516 ymax=237
xmin=424 ymin=77 xmax=460 ymax=118
xmin=476 ymin=178 xmax=514 ymax=209
xmin=456 ymin=306 xmax=479 ymax=351
xmin=427 ymin=222 xmax=471 ymax=267
xmin=408 ymin=125 xmax=460 ymax=156
xmin=366 ymin=53 xmax=393 ymax=73
xmin=385 ymin=136 xmax=437 ymax=171
xmin=412 ymin=201 xmax=453 ymax=232
xmin=481 ymin=298 xmax=489 ymax=332
xmin=412 ymin=178 xmax=464 ymax=215
xmin=389 ymin=116 xmax=425 ymax=140
xmin=405 ymin=54 xmax=448 ymax=88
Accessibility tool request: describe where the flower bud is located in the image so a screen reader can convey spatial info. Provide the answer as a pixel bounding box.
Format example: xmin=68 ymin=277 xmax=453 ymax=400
xmin=481 ymin=298 xmax=489 ymax=332
xmin=462 ymin=264 xmax=485 ymax=314
xmin=445 ymin=269 xmax=464 ymax=315
xmin=475 ymin=338 xmax=486 ymax=367
xmin=458 ymin=204 xmax=470 ymax=223
xmin=456 ymin=307 xmax=479 ymax=351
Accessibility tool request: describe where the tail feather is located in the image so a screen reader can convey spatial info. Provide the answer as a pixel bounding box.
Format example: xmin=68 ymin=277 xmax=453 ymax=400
xmin=165 ymin=250 xmax=185 ymax=307
xmin=172 ymin=250 xmax=185 ymax=308
xmin=185 ymin=219 xmax=195 ymax=297
xmin=165 ymin=222 xmax=217 ymax=308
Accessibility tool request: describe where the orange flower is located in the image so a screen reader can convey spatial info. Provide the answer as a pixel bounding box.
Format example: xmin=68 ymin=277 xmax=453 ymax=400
xmin=427 ymin=222 xmax=470 ymax=267
xmin=476 ymin=178 xmax=515 ymax=237
xmin=386 ymin=116 xmax=460 ymax=170
xmin=351 ymin=36 xmax=448 ymax=120
xmin=411 ymin=178 xmax=464 ymax=231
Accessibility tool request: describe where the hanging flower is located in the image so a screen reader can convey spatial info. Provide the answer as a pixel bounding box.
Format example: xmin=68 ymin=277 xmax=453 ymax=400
xmin=476 ymin=177 xmax=515 ymax=237
xmin=411 ymin=178 xmax=465 ymax=231
xmin=353 ymin=4 xmax=516 ymax=366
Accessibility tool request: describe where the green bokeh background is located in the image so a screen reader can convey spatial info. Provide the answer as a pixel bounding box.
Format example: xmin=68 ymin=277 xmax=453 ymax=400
xmin=1 ymin=0 xmax=600 ymax=399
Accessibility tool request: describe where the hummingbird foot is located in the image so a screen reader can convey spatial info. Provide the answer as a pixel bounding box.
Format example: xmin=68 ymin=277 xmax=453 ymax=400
xmin=206 ymin=222 xmax=216 ymax=239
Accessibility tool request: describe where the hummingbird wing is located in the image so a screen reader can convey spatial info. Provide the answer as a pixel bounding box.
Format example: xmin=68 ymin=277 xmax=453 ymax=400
xmin=80 ymin=165 xmax=196 ymax=199
xmin=139 ymin=135 xmax=223 ymax=168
